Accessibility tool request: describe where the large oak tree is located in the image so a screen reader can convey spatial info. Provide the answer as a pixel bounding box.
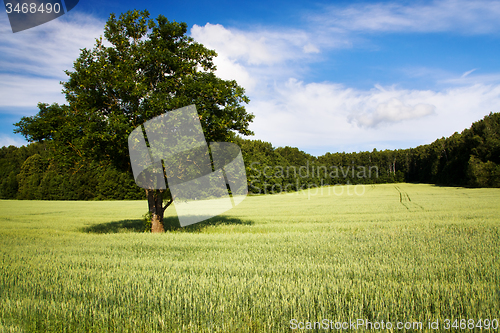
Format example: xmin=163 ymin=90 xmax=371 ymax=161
xmin=15 ymin=10 xmax=254 ymax=232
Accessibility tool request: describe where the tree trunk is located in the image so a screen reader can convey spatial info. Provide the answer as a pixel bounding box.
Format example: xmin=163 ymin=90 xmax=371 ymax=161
xmin=146 ymin=189 xmax=174 ymax=233
xmin=147 ymin=189 xmax=165 ymax=233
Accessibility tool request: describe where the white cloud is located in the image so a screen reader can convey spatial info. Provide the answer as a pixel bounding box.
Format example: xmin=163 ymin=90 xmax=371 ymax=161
xmin=350 ymin=99 xmax=436 ymax=128
xmin=303 ymin=43 xmax=320 ymax=54
xmin=190 ymin=23 xmax=323 ymax=93
xmin=207 ymin=53 xmax=258 ymax=92
xmin=0 ymin=74 xmax=65 ymax=110
xmin=247 ymin=80 xmax=500 ymax=153
xmin=443 ymin=71 xmax=500 ymax=86
xmin=191 ymin=23 xmax=279 ymax=66
xmin=461 ymin=68 xmax=478 ymax=78
xmin=312 ymin=0 xmax=500 ymax=34
xmin=0 ymin=135 xmax=28 ymax=147
xmin=191 ymin=23 xmax=318 ymax=66
xmin=0 ymin=12 xmax=105 ymax=110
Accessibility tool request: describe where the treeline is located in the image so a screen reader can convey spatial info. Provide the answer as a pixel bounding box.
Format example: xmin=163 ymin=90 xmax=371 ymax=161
xmin=0 ymin=144 xmax=143 ymax=200
xmin=406 ymin=112 xmax=500 ymax=187
xmin=242 ymin=112 xmax=499 ymax=193
xmin=240 ymin=140 xmax=405 ymax=195
xmin=0 ymin=112 xmax=498 ymax=199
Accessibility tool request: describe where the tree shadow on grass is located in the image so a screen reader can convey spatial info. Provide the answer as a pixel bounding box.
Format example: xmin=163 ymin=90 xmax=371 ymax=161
xmin=164 ymin=215 xmax=253 ymax=233
xmin=82 ymin=219 xmax=145 ymax=233
xmin=83 ymin=215 xmax=253 ymax=234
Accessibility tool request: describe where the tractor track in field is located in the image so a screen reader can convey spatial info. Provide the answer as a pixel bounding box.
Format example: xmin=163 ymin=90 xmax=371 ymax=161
xmin=394 ymin=186 xmax=425 ymax=211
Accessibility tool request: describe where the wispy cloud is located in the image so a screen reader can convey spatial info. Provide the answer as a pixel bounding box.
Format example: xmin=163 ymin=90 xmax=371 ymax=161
xmin=0 ymin=12 xmax=105 ymax=110
xmin=0 ymin=134 xmax=28 ymax=147
xmin=311 ymin=0 xmax=500 ymax=34
xmin=0 ymin=74 xmax=65 ymax=110
xmin=461 ymin=68 xmax=478 ymax=78
xmin=441 ymin=71 xmax=500 ymax=86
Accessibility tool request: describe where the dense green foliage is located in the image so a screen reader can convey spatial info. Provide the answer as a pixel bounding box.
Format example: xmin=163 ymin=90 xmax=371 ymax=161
xmin=0 ymin=184 xmax=499 ymax=332
xmin=404 ymin=112 xmax=500 ymax=187
xmin=2 ymin=112 xmax=499 ymax=199
xmin=0 ymin=142 xmax=144 ymax=200
xmin=14 ymin=10 xmax=253 ymax=173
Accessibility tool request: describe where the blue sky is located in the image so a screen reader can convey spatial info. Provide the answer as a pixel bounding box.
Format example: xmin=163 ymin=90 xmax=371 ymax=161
xmin=1 ymin=0 xmax=500 ymax=155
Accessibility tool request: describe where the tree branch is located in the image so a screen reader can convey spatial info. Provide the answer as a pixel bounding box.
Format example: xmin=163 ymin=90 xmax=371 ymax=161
xmin=162 ymin=197 xmax=174 ymax=214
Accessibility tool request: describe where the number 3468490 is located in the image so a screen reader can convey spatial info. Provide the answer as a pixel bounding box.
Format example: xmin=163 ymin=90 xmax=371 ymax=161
xmin=5 ymin=2 xmax=61 ymax=14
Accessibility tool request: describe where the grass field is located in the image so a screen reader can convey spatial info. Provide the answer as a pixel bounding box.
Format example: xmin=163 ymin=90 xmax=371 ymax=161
xmin=0 ymin=183 xmax=499 ymax=332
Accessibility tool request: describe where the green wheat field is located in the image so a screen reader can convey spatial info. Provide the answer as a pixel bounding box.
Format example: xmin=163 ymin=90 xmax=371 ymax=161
xmin=0 ymin=183 xmax=499 ymax=332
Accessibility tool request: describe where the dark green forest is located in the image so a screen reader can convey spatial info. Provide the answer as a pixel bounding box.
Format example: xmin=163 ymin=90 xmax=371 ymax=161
xmin=1 ymin=111 xmax=499 ymax=200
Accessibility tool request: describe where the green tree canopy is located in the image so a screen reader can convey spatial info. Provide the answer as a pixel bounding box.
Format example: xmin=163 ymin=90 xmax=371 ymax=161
xmin=15 ymin=9 xmax=254 ymax=171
